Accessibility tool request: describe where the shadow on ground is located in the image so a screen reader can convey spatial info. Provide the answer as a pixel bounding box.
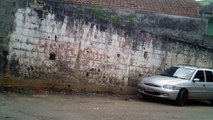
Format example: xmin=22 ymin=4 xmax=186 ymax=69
xmin=0 ymin=87 xmax=212 ymax=107
xmin=135 ymin=95 xmax=212 ymax=107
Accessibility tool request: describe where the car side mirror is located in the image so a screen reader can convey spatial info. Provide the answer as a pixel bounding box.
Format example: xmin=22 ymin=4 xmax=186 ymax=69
xmin=193 ymin=78 xmax=200 ymax=82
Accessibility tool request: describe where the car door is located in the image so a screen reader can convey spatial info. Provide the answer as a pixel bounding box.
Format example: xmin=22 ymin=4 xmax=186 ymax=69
xmin=204 ymin=71 xmax=213 ymax=100
xmin=188 ymin=70 xmax=206 ymax=100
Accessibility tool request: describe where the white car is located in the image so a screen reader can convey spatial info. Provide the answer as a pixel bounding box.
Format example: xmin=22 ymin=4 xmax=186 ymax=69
xmin=138 ymin=66 xmax=213 ymax=106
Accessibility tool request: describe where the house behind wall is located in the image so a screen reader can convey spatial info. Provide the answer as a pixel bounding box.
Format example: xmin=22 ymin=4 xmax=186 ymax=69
xmin=1 ymin=0 xmax=213 ymax=92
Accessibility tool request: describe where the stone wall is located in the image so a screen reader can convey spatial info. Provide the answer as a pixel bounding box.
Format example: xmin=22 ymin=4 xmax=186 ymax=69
xmin=0 ymin=0 xmax=18 ymax=79
xmin=138 ymin=13 xmax=208 ymax=46
xmin=1 ymin=0 xmax=213 ymax=88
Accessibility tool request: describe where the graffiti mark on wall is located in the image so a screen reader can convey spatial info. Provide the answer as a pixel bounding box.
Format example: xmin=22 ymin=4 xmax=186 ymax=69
xmin=81 ymin=47 xmax=110 ymax=63
xmin=29 ymin=40 xmax=111 ymax=65
xmin=45 ymin=40 xmax=77 ymax=61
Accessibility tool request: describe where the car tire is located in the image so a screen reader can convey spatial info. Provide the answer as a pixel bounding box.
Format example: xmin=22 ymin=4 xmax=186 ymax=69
xmin=210 ymin=100 xmax=213 ymax=106
xmin=176 ymin=89 xmax=188 ymax=106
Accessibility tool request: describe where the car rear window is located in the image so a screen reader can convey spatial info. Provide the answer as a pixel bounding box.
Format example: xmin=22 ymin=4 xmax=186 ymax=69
xmin=205 ymin=71 xmax=213 ymax=82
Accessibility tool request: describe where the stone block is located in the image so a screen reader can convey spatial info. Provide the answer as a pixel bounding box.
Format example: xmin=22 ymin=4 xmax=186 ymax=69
xmin=1 ymin=1 xmax=10 ymax=9
xmin=5 ymin=7 xmax=13 ymax=15
xmin=0 ymin=15 xmax=6 ymax=22
xmin=0 ymin=8 xmax=6 ymax=15
xmin=0 ymin=30 xmax=8 ymax=37
xmin=1 ymin=23 xmax=13 ymax=32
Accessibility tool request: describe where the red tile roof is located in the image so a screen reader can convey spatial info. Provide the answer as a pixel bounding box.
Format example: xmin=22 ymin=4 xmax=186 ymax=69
xmin=62 ymin=0 xmax=202 ymax=17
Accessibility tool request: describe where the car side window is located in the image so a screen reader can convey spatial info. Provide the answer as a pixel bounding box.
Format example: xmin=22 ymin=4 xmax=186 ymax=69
xmin=205 ymin=71 xmax=213 ymax=82
xmin=194 ymin=71 xmax=205 ymax=82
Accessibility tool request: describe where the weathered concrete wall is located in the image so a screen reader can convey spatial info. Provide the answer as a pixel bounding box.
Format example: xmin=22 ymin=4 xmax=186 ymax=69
xmin=2 ymin=0 xmax=213 ymax=89
xmin=138 ymin=13 xmax=207 ymax=43
xmin=0 ymin=0 xmax=18 ymax=80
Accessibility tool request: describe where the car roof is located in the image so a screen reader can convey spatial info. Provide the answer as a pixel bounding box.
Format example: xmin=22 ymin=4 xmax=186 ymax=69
xmin=176 ymin=65 xmax=213 ymax=71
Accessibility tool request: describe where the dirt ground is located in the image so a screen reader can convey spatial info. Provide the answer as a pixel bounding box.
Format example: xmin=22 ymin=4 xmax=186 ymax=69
xmin=0 ymin=92 xmax=213 ymax=120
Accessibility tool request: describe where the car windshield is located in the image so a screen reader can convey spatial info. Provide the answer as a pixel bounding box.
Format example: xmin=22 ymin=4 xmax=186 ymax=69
xmin=160 ymin=67 xmax=195 ymax=80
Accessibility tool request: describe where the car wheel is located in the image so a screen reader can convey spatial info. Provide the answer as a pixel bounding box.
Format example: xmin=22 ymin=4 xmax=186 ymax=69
xmin=176 ymin=89 xmax=188 ymax=106
xmin=210 ymin=100 xmax=213 ymax=106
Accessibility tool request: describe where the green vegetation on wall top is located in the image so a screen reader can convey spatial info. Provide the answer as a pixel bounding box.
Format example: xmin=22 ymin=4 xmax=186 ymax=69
xmin=90 ymin=6 xmax=138 ymax=27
